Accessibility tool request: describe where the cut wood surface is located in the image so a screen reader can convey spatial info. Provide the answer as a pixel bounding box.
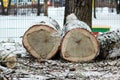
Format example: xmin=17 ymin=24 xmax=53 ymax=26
xmin=0 ymin=52 xmax=17 ymax=68
xmin=22 ymin=17 xmax=61 ymax=59
xmin=61 ymin=13 xmax=99 ymax=62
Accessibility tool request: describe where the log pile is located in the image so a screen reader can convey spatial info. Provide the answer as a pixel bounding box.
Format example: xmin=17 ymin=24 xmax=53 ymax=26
xmin=97 ymin=30 xmax=120 ymax=59
xmin=22 ymin=14 xmax=120 ymax=62
xmin=22 ymin=14 xmax=99 ymax=62
xmin=22 ymin=17 xmax=61 ymax=59
xmin=61 ymin=14 xmax=99 ymax=62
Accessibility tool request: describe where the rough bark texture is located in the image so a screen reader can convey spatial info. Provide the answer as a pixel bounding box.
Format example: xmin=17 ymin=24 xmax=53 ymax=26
xmin=44 ymin=0 xmax=48 ymax=16
xmin=64 ymin=0 xmax=92 ymax=27
xmin=37 ymin=0 xmax=40 ymax=16
xmin=96 ymin=29 xmax=120 ymax=59
xmin=61 ymin=14 xmax=99 ymax=62
xmin=22 ymin=17 xmax=61 ymax=59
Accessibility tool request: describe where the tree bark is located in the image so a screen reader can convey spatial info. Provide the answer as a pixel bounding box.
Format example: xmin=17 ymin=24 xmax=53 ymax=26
xmin=44 ymin=0 xmax=48 ymax=16
xmin=115 ymin=0 xmax=120 ymax=14
xmin=64 ymin=0 xmax=92 ymax=27
xmin=96 ymin=29 xmax=120 ymax=59
xmin=93 ymin=0 xmax=96 ymax=18
xmin=37 ymin=0 xmax=40 ymax=16
xmin=1 ymin=0 xmax=5 ymax=15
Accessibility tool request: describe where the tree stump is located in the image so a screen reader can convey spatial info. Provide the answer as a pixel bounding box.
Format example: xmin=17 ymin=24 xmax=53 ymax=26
xmin=22 ymin=17 xmax=61 ymax=59
xmin=61 ymin=13 xmax=99 ymax=62
xmin=97 ymin=29 xmax=120 ymax=59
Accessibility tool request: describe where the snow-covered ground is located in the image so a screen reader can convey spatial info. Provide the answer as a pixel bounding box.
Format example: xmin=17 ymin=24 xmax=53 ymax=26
xmin=0 ymin=7 xmax=120 ymax=42
xmin=92 ymin=7 xmax=120 ymax=31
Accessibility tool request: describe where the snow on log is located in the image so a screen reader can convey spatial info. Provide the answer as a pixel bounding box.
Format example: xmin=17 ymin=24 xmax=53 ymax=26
xmin=0 ymin=50 xmax=17 ymax=68
xmin=0 ymin=39 xmax=26 ymax=68
xmin=22 ymin=17 xmax=61 ymax=59
xmin=0 ymin=41 xmax=17 ymax=68
xmin=61 ymin=13 xmax=99 ymax=62
xmin=97 ymin=29 xmax=120 ymax=59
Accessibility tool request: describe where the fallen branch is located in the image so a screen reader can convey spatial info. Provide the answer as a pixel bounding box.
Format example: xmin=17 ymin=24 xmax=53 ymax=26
xmin=0 ymin=65 xmax=13 ymax=74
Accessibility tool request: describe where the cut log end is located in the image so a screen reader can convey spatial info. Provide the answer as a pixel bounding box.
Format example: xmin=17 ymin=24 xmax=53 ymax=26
xmin=5 ymin=55 xmax=17 ymax=68
xmin=61 ymin=28 xmax=99 ymax=62
xmin=23 ymin=25 xmax=60 ymax=59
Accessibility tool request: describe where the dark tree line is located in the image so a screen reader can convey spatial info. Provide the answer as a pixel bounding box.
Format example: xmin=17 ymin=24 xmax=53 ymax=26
xmin=0 ymin=0 xmax=119 ymax=17
xmin=37 ymin=0 xmax=48 ymax=16
xmin=0 ymin=0 xmax=48 ymax=16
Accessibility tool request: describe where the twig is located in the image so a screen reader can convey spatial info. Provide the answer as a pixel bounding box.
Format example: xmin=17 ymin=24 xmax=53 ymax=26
xmin=0 ymin=65 xmax=13 ymax=74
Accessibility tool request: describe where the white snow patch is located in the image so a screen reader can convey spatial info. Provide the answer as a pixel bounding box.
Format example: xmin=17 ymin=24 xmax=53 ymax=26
xmin=81 ymin=71 xmax=103 ymax=76
xmin=92 ymin=7 xmax=120 ymax=31
xmin=0 ymin=7 xmax=120 ymax=42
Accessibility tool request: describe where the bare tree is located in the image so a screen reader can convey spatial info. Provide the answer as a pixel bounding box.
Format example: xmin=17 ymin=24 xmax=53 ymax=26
xmin=0 ymin=0 xmax=11 ymax=15
xmin=1 ymin=0 xmax=5 ymax=15
xmin=93 ymin=0 xmax=96 ymax=18
xmin=37 ymin=0 xmax=48 ymax=16
xmin=37 ymin=0 xmax=40 ymax=16
xmin=115 ymin=0 xmax=120 ymax=14
xmin=64 ymin=0 xmax=92 ymax=27
xmin=44 ymin=0 xmax=48 ymax=16
xmin=32 ymin=0 xmax=35 ymax=13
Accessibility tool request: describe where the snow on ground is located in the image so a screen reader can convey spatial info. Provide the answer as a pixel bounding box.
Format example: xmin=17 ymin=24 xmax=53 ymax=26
xmin=0 ymin=7 xmax=64 ymax=43
xmin=0 ymin=7 xmax=120 ymax=42
xmin=92 ymin=7 xmax=120 ymax=31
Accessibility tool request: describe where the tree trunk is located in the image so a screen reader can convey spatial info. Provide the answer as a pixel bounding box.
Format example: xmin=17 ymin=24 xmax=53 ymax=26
xmin=44 ymin=0 xmax=48 ymax=16
xmin=96 ymin=29 xmax=120 ymax=59
xmin=37 ymin=0 xmax=40 ymax=16
xmin=64 ymin=0 xmax=92 ymax=27
xmin=1 ymin=0 xmax=5 ymax=15
xmin=93 ymin=0 xmax=96 ymax=18
xmin=6 ymin=0 xmax=11 ymax=15
xmin=0 ymin=0 xmax=11 ymax=15
xmin=116 ymin=0 xmax=120 ymax=14
xmin=22 ymin=17 xmax=61 ymax=59
xmin=61 ymin=14 xmax=99 ymax=62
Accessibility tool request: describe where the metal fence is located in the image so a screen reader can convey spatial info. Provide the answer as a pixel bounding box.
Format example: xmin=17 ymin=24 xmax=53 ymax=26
xmin=0 ymin=0 xmax=119 ymax=42
xmin=0 ymin=0 xmax=65 ymax=16
xmin=0 ymin=0 xmax=65 ymax=43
